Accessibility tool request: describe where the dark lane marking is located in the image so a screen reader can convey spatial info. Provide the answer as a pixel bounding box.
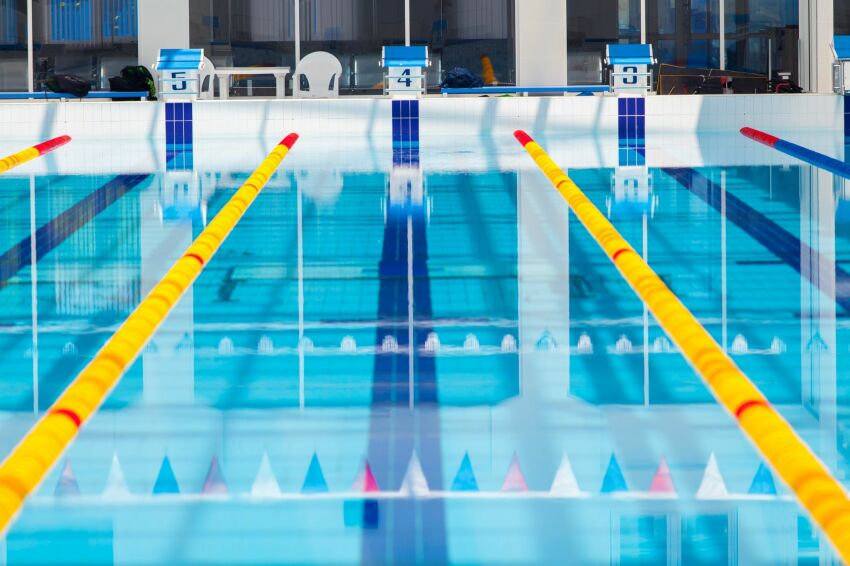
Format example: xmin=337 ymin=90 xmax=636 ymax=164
xmin=0 ymin=174 xmax=150 ymax=288
xmin=363 ymin=99 xmax=447 ymax=564
xmin=663 ymin=167 xmax=850 ymax=312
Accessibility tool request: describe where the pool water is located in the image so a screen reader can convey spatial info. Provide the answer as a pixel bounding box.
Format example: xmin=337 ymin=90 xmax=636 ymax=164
xmin=0 ymin=131 xmax=847 ymax=565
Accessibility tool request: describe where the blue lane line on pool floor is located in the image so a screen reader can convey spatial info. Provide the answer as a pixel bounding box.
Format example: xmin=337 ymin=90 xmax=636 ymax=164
xmin=663 ymin=167 xmax=850 ymax=313
xmin=362 ymin=99 xmax=448 ymax=564
xmin=0 ymin=174 xmax=150 ymax=289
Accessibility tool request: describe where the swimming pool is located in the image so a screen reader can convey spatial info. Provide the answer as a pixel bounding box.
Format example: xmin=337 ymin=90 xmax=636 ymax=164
xmin=0 ymin=116 xmax=849 ymax=564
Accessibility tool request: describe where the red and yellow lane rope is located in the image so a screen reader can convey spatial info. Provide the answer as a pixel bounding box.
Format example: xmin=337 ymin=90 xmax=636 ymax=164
xmin=0 ymin=135 xmax=72 ymax=175
xmin=514 ymin=129 xmax=850 ymax=560
xmin=0 ymin=133 xmax=299 ymax=533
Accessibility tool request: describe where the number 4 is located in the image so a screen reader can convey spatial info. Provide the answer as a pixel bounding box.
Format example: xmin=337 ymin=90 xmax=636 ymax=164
xmin=397 ymin=69 xmax=412 ymax=87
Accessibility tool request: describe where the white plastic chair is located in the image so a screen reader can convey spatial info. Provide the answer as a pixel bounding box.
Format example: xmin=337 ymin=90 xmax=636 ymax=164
xmin=200 ymin=57 xmax=215 ymax=99
xmin=293 ymin=51 xmax=343 ymax=98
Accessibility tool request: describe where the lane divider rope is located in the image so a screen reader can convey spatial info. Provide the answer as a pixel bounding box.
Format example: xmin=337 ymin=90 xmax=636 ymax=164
xmin=0 ymin=133 xmax=299 ymax=534
xmin=741 ymin=126 xmax=850 ymax=180
xmin=0 ymin=135 xmax=72 ymax=175
xmin=514 ymin=129 xmax=850 ymax=561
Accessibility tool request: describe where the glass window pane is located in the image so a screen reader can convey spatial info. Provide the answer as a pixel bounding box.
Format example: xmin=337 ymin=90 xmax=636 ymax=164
xmin=725 ymin=0 xmax=798 ymax=80
xmin=619 ymin=515 xmax=667 ymax=566
xmin=31 ymin=0 xmax=139 ymax=91
xmin=681 ymin=514 xmax=730 ymax=565
xmin=190 ymin=0 xmax=296 ymax=96
xmin=410 ymin=0 xmax=515 ymax=87
xmin=0 ymin=0 xmax=28 ymax=91
xmin=837 ymin=0 xmax=850 ymax=35
xmin=300 ymin=0 xmax=405 ymax=95
xmin=568 ymin=0 xmax=639 ymax=85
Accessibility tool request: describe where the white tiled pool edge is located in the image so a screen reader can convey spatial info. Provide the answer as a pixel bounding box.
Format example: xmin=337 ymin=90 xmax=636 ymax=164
xmin=0 ymin=94 xmax=842 ymax=141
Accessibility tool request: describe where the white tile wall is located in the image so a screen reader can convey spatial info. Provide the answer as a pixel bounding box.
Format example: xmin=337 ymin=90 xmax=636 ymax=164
xmin=0 ymin=93 xmax=842 ymax=143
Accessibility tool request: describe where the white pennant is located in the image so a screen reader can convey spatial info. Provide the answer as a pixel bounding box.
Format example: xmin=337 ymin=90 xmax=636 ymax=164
xmin=103 ymin=452 xmax=131 ymax=499
xmin=251 ymin=452 xmax=282 ymax=497
xmin=696 ymin=453 xmax=728 ymax=499
xmin=549 ymin=453 xmax=582 ymax=496
xmin=399 ymin=452 xmax=429 ymax=496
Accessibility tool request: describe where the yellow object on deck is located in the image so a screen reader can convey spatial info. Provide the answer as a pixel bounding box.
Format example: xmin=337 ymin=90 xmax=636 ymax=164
xmin=0 ymin=133 xmax=299 ymax=534
xmin=514 ymin=129 xmax=850 ymax=561
xmin=481 ymin=55 xmax=497 ymax=86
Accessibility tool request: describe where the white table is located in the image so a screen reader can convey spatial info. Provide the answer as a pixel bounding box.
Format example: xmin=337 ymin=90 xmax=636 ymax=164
xmin=213 ymin=67 xmax=291 ymax=99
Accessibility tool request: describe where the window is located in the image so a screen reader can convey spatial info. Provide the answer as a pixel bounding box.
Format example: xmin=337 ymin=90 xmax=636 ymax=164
xmin=838 ymin=0 xmax=850 ymax=35
xmin=190 ymin=0 xmax=297 ymax=96
xmin=619 ymin=515 xmax=667 ymax=565
xmin=725 ymin=0 xmax=798 ymax=78
xmin=299 ymin=0 xmax=405 ymax=95
xmin=681 ymin=515 xmax=731 ymax=565
xmin=31 ymin=0 xmax=138 ymax=90
xmin=568 ymin=0 xmax=638 ymax=84
xmin=410 ymin=0 xmax=515 ymax=87
xmin=0 ymin=0 xmax=28 ymax=91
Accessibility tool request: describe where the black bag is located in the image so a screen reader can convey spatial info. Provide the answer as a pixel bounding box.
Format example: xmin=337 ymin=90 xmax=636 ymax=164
xmin=440 ymin=67 xmax=483 ymax=89
xmin=45 ymin=74 xmax=91 ymax=97
xmin=109 ymin=66 xmax=156 ymax=98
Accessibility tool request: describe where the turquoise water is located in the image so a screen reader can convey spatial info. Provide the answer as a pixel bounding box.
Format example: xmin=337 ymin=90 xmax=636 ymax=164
xmin=0 ymin=134 xmax=847 ymax=564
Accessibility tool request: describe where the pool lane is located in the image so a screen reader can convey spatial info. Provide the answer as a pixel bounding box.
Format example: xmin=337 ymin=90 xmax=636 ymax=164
xmin=363 ymin=99 xmax=448 ymax=564
xmin=663 ymin=167 xmax=850 ymax=313
xmin=0 ymin=174 xmax=150 ymax=288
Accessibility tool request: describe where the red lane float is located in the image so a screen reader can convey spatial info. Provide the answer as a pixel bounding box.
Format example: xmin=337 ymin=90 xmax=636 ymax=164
xmin=0 ymin=135 xmax=71 ymax=175
xmin=741 ymin=127 xmax=850 ymax=180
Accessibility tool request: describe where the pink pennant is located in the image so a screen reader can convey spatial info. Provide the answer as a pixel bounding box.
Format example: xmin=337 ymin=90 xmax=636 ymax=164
xmin=202 ymin=456 xmax=228 ymax=495
xmin=501 ymin=452 xmax=529 ymax=492
xmin=649 ymin=457 xmax=676 ymax=494
xmin=353 ymin=461 xmax=380 ymax=493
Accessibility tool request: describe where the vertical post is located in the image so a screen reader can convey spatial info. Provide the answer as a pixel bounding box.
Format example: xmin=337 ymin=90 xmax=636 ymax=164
xmin=407 ymin=216 xmax=414 ymax=409
xmin=721 ymin=170 xmax=727 ymax=351
xmin=799 ymin=0 xmax=834 ymax=92
xmin=514 ymin=0 xmax=568 ymax=87
xmin=29 ymin=175 xmax=38 ymax=413
xmin=297 ymin=174 xmax=305 ymax=410
xmin=26 ymin=0 xmax=33 ymax=92
xmin=294 ymin=0 xmax=301 ymax=66
xmin=138 ymin=0 xmax=190 ymax=77
xmin=640 ymin=0 xmax=646 ymax=44
xmin=642 ymin=213 xmax=649 ymax=406
xmin=718 ymin=0 xmax=726 ymax=70
xmin=405 ymin=0 xmax=410 ymax=46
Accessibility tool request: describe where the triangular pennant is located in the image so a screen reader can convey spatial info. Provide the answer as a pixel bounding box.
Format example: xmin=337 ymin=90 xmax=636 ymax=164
xmin=202 ymin=456 xmax=228 ymax=495
xmin=301 ymin=452 xmax=329 ymax=493
xmin=153 ymin=456 xmax=180 ymax=494
xmin=600 ymin=454 xmax=628 ymax=493
xmin=352 ymin=461 xmax=380 ymax=493
xmin=748 ymin=463 xmax=778 ymax=495
xmin=400 ymin=452 xmax=429 ymax=495
xmin=450 ymin=452 xmax=479 ymax=491
xmin=649 ymin=457 xmax=676 ymax=494
xmin=501 ymin=452 xmax=529 ymax=492
xmin=550 ymin=453 xmax=581 ymax=496
xmin=55 ymin=459 xmax=81 ymax=497
xmin=251 ymin=452 xmax=281 ymax=497
xmin=696 ymin=453 xmax=728 ymax=498
xmin=103 ymin=452 xmax=130 ymax=498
